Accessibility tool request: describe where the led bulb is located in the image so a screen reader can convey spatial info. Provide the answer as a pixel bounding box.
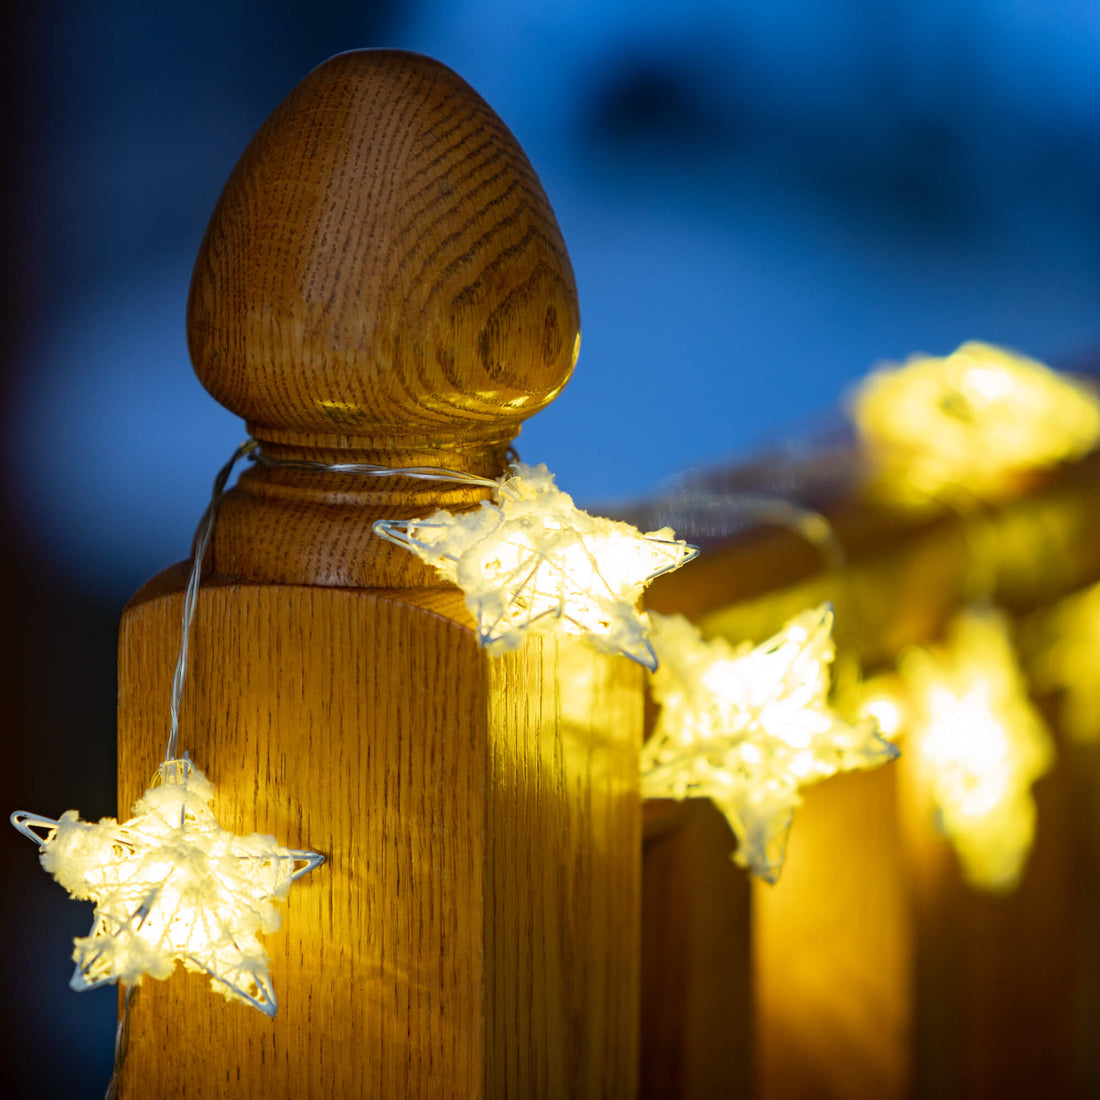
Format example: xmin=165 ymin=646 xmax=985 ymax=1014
xmin=851 ymin=341 xmax=1100 ymax=509
xmin=11 ymin=758 xmax=324 ymax=1016
xmin=899 ymin=608 xmax=1054 ymax=892
xmin=375 ymin=463 xmax=697 ymax=668
xmin=641 ymin=605 xmax=898 ymax=882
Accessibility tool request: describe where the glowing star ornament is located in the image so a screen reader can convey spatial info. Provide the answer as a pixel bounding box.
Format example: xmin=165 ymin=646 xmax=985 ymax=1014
xmin=1028 ymin=579 xmax=1100 ymax=744
xmin=851 ymin=341 xmax=1100 ymax=510
xmin=898 ymin=608 xmax=1054 ymax=892
xmin=10 ymin=757 xmax=323 ymax=1016
xmin=374 ymin=462 xmax=698 ymax=669
xmin=640 ymin=605 xmax=898 ymax=882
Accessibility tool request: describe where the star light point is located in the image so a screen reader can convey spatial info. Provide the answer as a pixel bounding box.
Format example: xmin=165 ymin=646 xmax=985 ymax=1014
xmin=641 ymin=605 xmax=899 ymax=882
xmin=898 ymin=608 xmax=1054 ymax=892
xmin=851 ymin=341 xmax=1100 ymax=509
xmin=374 ymin=463 xmax=698 ymax=667
xmin=11 ymin=757 xmax=324 ymax=1017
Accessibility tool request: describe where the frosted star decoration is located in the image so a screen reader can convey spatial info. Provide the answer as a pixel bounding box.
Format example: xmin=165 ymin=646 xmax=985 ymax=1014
xmin=898 ymin=609 xmax=1054 ymax=892
xmin=374 ymin=463 xmax=698 ymax=669
xmin=640 ymin=605 xmax=898 ymax=883
xmin=850 ymin=341 xmax=1100 ymax=510
xmin=11 ymin=758 xmax=323 ymax=1016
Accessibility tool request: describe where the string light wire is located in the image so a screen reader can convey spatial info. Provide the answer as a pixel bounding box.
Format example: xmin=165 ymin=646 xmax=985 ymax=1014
xmin=249 ymin=449 xmax=500 ymax=488
xmin=103 ymin=985 xmax=135 ymax=1100
xmin=169 ymin=439 xmax=523 ymax=759
xmin=166 ymin=439 xmax=258 ymax=761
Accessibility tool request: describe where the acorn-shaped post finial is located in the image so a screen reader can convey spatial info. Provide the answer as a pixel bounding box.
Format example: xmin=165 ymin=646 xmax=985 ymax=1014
xmin=188 ymin=49 xmax=581 ymax=586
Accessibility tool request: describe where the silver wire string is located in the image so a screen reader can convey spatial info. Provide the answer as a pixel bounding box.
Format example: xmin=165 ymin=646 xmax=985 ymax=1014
xmin=165 ymin=440 xmax=501 ymax=762
xmin=639 ymin=486 xmax=868 ymax=696
xmin=743 ymin=496 xmax=845 ymax=574
xmin=165 ymin=439 xmax=258 ymax=762
xmin=250 ymin=449 xmax=500 ymax=488
xmin=640 ymin=490 xmax=845 ymax=572
xmin=103 ymin=984 xmax=135 ymax=1100
xmin=716 ymin=495 xmax=862 ymax=693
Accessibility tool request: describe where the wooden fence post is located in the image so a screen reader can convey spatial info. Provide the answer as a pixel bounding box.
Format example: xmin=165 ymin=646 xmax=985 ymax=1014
xmin=115 ymin=49 xmax=641 ymax=1098
xmin=636 ymin=454 xmax=1100 ymax=1098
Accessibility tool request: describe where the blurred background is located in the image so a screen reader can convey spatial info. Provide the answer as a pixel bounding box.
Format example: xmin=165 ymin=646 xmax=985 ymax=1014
xmin=4 ymin=1 xmax=1100 ymax=1094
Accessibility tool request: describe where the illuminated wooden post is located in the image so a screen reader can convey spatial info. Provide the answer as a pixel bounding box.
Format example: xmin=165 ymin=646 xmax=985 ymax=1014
xmin=639 ymin=460 xmax=1100 ymax=1098
xmin=752 ymin=767 xmax=912 ymax=1100
xmin=116 ymin=50 xmax=641 ymax=1098
xmin=639 ymin=584 xmax=913 ymax=1100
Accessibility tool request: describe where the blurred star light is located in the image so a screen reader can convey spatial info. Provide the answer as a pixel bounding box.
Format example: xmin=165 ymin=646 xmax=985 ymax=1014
xmin=899 ymin=608 xmax=1054 ymax=892
xmin=850 ymin=341 xmax=1100 ymax=509
xmin=1028 ymin=579 xmax=1100 ymax=744
xmin=374 ymin=463 xmax=697 ymax=668
xmin=640 ymin=605 xmax=898 ymax=883
xmin=11 ymin=758 xmax=324 ymax=1017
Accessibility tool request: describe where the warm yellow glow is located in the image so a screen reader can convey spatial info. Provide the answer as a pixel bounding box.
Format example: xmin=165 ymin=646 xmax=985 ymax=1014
xmin=898 ymin=608 xmax=1054 ymax=891
xmin=11 ymin=759 xmax=323 ymax=1016
xmin=851 ymin=341 xmax=1100 ymax=509
xmin=846 ymin=674 xmax=908 ymax=741
xmin=860 ymin=696 xmax=902 ymax=741
xmin=1029 ymin=579 xmax=1100 ymax=743
xmin=640 ymin=605 xmax=898 ymax=882
xmin=375 ymin=463 xmax=698 ymax=668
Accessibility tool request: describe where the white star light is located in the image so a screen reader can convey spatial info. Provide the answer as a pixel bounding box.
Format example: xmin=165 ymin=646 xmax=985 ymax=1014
xmin=851 ymin=341 xmax=1100 ymax=509
xmin=641 ymin=606 xmax=898 ymax=882
xmin=374 ymin=463 xmax=698 ymax=669
xmin=898 ymin=608 xmax=1054 ymax=892
xmin=11 ymin=758 xmax=323 ymax=1016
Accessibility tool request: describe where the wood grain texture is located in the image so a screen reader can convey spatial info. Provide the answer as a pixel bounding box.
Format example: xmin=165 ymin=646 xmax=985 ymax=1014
xmin=117 ymin=580 xmax=641 ymax=1098
xmin=485 ymin=636 xmax=642 ymax=1096
xmin=187 ymin=49 xmax=581 ymax=587
xmin=640 ymin=800 xmax=752 ymax=1099
xmin=189 ymin=49 xmax=577 ymax=442
xmin=633 ymin=433 xmax=1100 ymax=1098
xmin=753 ymin=768 xmax=913 ymax=1100
xmin=115 ymin=48 xmax=640 ymax=1099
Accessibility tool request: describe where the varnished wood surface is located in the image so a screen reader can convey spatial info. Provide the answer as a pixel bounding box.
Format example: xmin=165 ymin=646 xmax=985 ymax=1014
xmin=189 ymin=49 xmax=578 ymax=443
xmin=635 ymin=435 xmax=1100 ymax=1098
xmin=640 ymin=800 xmax=752 ymax=1099
xmin=117 ymin=579 xmax=641 ymax=1098
xmin=115 ymin=46 xmax=643 ymax=1100
xmin=187 ymin=49 xmax=581 ymax=588
xmin=486 ymin=638 xmax=642 ymax=1096
xmin=753 ymin=768 xmax=912 ymax=1100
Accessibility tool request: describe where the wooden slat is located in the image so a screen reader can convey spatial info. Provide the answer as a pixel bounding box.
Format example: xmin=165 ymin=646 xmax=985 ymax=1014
xmin=636 ymin=432 xmax=1100 ymax=1098
xmin=753 ymin=767 xmax=912 ymax=1100
xmin=640 ymin=800 xmax=751 ymax=1099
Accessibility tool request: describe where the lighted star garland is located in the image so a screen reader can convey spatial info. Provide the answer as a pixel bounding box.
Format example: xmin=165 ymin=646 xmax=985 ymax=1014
xmin=844 ymin=340 xmax=1095 ymax=892
xmin=11 ymin=442 xmax=325 ymax=1024
xmin=13 ymin=342 xmax=1084 ymax=1080
xmin=851 ymin=341 xmax=1100 ymax=510
xmin=374 ymin=462 xmax=698 ymax=668
xmin=897 ymin=608 xmax=1054 ymax=892
xmin=12 ymin=760 xmax=322 ymax=1015
xmin=11 ymin=445 xmax=696 ymax=1031
xmin=641 ymin=606 xmax=898 ymax=882
xmin=1027 ymin=578 xmax=1100 ymax=744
